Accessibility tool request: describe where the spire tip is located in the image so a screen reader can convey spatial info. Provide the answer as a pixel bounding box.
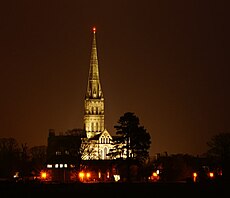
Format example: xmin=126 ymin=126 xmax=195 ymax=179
xmin=92 ymin=26 xmax=96 ymax=33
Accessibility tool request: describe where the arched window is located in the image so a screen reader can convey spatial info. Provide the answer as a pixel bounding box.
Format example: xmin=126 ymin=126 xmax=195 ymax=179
xmin=101 ymin=136 xmax=105 ymax=144
xmin=96 ymin=107 xmax=98 ymax=114
xmin=91 ymin=123 xmax=94 ymax=131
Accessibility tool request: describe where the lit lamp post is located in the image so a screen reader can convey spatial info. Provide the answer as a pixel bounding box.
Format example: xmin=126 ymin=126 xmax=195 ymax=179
xmin=79 ymin=171 xmax=84 ymax=182
xmin=193 ymin=172 xmax=197 ymax=182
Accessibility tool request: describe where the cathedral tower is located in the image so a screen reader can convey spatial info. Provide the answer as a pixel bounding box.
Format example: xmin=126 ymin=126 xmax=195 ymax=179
xmin=84 ymin=27 xmax=105 ymax=138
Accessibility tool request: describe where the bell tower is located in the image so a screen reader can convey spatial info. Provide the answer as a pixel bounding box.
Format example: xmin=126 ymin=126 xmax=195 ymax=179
xmin=84 ymin=27 xmax=104 ymax=138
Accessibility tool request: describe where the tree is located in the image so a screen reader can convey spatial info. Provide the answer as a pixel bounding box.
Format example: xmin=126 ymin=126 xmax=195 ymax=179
xmin=113 ymin=112 xmax=151 ymax=163
xmin=207 ymin=132 xmax=230 ymax=182
xmin=0 ymin=138 xmax=20 ymax=178
xmin=30 ymin=145 xmax=47 ymax=175
xmin=19 ymin=143 xmax=31 ymax=178
xmin=109 ymin=112 xmax=151 ymax=182
xmin=154 ymin=153 xmax=199 ymax=182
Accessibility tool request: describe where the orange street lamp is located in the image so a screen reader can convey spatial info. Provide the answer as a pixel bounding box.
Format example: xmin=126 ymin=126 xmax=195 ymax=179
xmin=193 ymin=172 xmax=197 ymax=182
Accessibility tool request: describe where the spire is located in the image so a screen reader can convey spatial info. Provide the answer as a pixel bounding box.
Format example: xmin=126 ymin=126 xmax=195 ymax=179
xmin=86 ymin=27 xmax=103 ymax=99
xmin=84 ymin=27 xmax=105 ymax=139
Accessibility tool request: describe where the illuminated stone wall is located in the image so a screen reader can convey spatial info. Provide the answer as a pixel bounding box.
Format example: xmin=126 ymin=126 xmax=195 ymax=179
xmin=84 ymin=99 xmax=104 ymax=138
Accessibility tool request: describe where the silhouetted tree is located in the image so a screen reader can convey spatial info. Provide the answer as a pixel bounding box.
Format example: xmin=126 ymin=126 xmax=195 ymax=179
xmin=30 ymin=145 xmax=47 ymax=175
xmin=207 ymin=132 xmax=230 ymax=182
xmin=155 ymin=153 xmax=198 ymax=182
xmin=112 ymin=112 xmax=151 ymax=162
xmin=19 ymin=143 xmax=31 ymax=178
xmin=139 ymin=156 xmax=156 ymax=182
xmin=109 ymin=112 xmax=151 ymax=182
xmin=0 ymin=138 xmax=20 ymax=178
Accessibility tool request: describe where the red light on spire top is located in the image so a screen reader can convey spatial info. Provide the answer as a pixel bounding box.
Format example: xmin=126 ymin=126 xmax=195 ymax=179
xmin=93 ymin=27 xmax=96 ymax=33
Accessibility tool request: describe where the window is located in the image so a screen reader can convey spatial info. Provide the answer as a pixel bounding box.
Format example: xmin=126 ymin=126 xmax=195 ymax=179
xmin=101 ymin=136 xmax=105 ymax=144
xmin=96 ymin=107 xmax=98 ymax=114
xmin=47 ymin=164 xmax=52 ymax=168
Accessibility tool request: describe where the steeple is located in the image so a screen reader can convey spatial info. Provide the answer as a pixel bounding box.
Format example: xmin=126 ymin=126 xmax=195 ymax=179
xmin=84 ymin=27 xmax=105 ymax=138
xmin=86 ymin=27 xmax=103 ymax=99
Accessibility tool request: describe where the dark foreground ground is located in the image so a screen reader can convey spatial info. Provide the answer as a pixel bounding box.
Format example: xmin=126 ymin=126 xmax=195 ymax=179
xmin=0 ymin=180 xmax=228 ymax=197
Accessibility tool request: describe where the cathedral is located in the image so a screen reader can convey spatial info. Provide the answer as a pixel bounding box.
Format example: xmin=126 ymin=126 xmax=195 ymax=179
xmin=46 ymin=27 xmax=128 ymax=182
xmin=81 ymin=27 xmax=115 ymax=160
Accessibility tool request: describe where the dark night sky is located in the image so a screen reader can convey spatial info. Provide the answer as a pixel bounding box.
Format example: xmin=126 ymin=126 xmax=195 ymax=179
xmin=0 ymin=0 xmax=229 ymax=156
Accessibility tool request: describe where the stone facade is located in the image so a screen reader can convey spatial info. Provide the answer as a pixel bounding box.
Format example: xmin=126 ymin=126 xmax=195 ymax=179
xmin=82 ymin=28 xmax=115 ymax=160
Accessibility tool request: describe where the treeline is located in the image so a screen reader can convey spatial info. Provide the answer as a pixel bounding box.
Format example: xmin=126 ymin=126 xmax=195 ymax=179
xmin=1 ymin=132 xmax=230 ymax=183
xmin=0 ymin=138 xmax=46 ymax=179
